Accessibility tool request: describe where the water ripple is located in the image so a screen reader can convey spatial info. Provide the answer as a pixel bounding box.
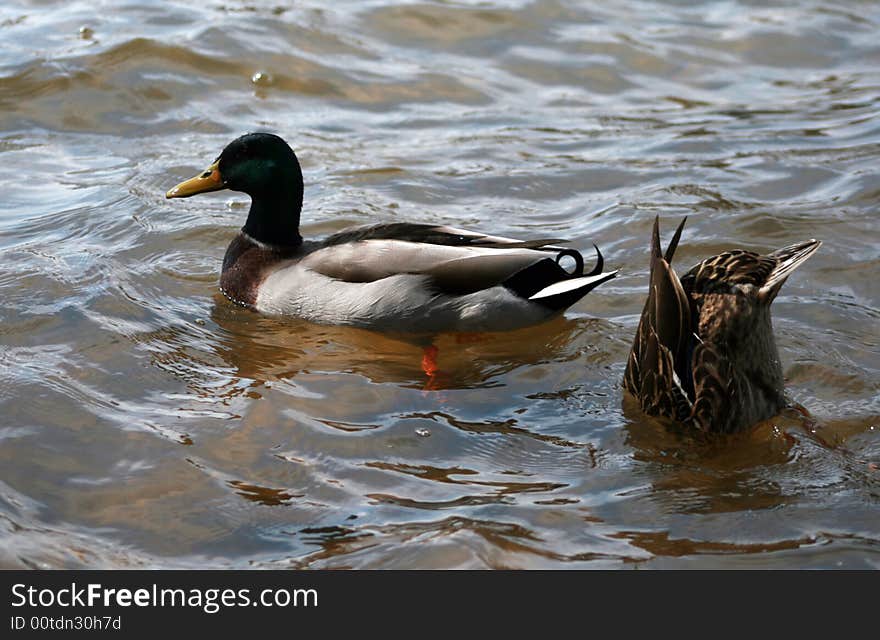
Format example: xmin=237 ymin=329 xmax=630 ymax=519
xmin=0 ymin=0 xmax=878 ymax=568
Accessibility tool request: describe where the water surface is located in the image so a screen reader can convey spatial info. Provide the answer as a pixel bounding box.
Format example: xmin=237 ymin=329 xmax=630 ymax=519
xmin=1 ymin=0 xmax=878 ymax=569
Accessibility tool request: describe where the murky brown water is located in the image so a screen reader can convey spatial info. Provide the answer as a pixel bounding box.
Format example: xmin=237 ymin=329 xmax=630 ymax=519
xmin=1 ymin=0 xmax=878 ymax=569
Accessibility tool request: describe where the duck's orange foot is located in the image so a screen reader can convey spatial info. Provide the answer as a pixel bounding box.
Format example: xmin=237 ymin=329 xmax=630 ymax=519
xmin=421 ymin=345 xmax=440 ymax=378
xmin=421 ymin=345 xmax=448 ymax=392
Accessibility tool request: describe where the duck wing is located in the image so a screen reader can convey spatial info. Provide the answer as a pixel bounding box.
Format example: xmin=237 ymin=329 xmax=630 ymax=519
xmin=624 ymin=217 xmax=693 ymax=420
xmin=321 ymin=223 xmax=569 ymax=251
xmin=303 ymin=223 xmax=612 ymax=299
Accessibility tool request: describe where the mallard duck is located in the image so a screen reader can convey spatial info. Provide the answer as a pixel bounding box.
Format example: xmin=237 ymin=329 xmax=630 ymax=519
xmin=623 ymin=217 xmax=821 ymax=433
xmin=166 ymin=132 xmax=617 ymax=333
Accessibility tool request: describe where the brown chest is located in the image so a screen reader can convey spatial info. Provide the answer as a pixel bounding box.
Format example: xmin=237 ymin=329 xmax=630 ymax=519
xmin=219 ymin=233 xmax=298 ymax=308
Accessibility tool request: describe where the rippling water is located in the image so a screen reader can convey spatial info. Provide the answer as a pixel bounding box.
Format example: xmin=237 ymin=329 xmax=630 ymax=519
xmin=1 ymin=0 xmax=878 ymax=569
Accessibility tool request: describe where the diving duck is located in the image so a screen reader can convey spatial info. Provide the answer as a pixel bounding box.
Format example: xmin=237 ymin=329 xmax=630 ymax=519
xmin=166 ymin=133 xmax=617 ymax=333
xmin=623 ymin=217 xmax=821 ymax=433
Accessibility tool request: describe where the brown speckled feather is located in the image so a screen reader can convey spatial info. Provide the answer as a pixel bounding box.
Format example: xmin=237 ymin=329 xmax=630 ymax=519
xmin=689 ymin=342 xmax=738 ymax=433
xmin=624 ymin=217 xmax=691 ymax=421
xmin=624 ymin=217 xmax=821 ymax=433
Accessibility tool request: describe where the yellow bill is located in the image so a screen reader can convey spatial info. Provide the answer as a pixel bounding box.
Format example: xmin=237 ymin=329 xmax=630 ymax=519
xmin=166 ymin=161 xmax=226 ymax=198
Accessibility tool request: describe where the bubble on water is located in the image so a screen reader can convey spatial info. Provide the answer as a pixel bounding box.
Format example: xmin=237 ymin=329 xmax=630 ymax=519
xmin=251 ymin=71 xmax=273 ymax=86
xmin=78 ymin=26 xmax=94 ymax=40
xmin=415 ymin=427 xmax=431 ymax=438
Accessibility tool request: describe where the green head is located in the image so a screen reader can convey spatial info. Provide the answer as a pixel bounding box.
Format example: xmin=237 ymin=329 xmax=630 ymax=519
xmin=167 ymin=132 xmax=305 ymax=246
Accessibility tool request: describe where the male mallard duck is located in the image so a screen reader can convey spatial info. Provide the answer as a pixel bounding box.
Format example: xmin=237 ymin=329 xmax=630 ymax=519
xmin=623 ymin=217 xmax=820 ymax=433
xmin=166 ymin=132 xmax=617 ymax=333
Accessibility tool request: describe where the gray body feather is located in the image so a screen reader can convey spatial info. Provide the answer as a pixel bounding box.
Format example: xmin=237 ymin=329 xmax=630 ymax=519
xmin=222 ymin=223 xmax=617 ymax=332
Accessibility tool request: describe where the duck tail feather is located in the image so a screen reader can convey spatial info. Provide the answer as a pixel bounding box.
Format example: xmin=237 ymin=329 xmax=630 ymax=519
xmin=664 ymin=217 xmax=687 ymax=263
xmin=651 ymin=216 xmax=662 ymax=265
xmin=585 ymin=244 xmax=604 ymax=277
xmin=528 ymin=270 xmax=617 ymax=308
xmin=760 ymin=239 xmax=822 ymax=303
xmin=624 ymin=218 xmax=695 ymax=409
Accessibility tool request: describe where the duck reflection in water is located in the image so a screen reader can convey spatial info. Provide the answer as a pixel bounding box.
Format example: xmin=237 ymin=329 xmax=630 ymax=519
xmin=208 ymin=299 xmax=603 ymax=392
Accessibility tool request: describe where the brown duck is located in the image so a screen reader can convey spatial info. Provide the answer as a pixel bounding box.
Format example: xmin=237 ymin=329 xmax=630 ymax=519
xmin=623 ymin=217 xmax=821 ymax=433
